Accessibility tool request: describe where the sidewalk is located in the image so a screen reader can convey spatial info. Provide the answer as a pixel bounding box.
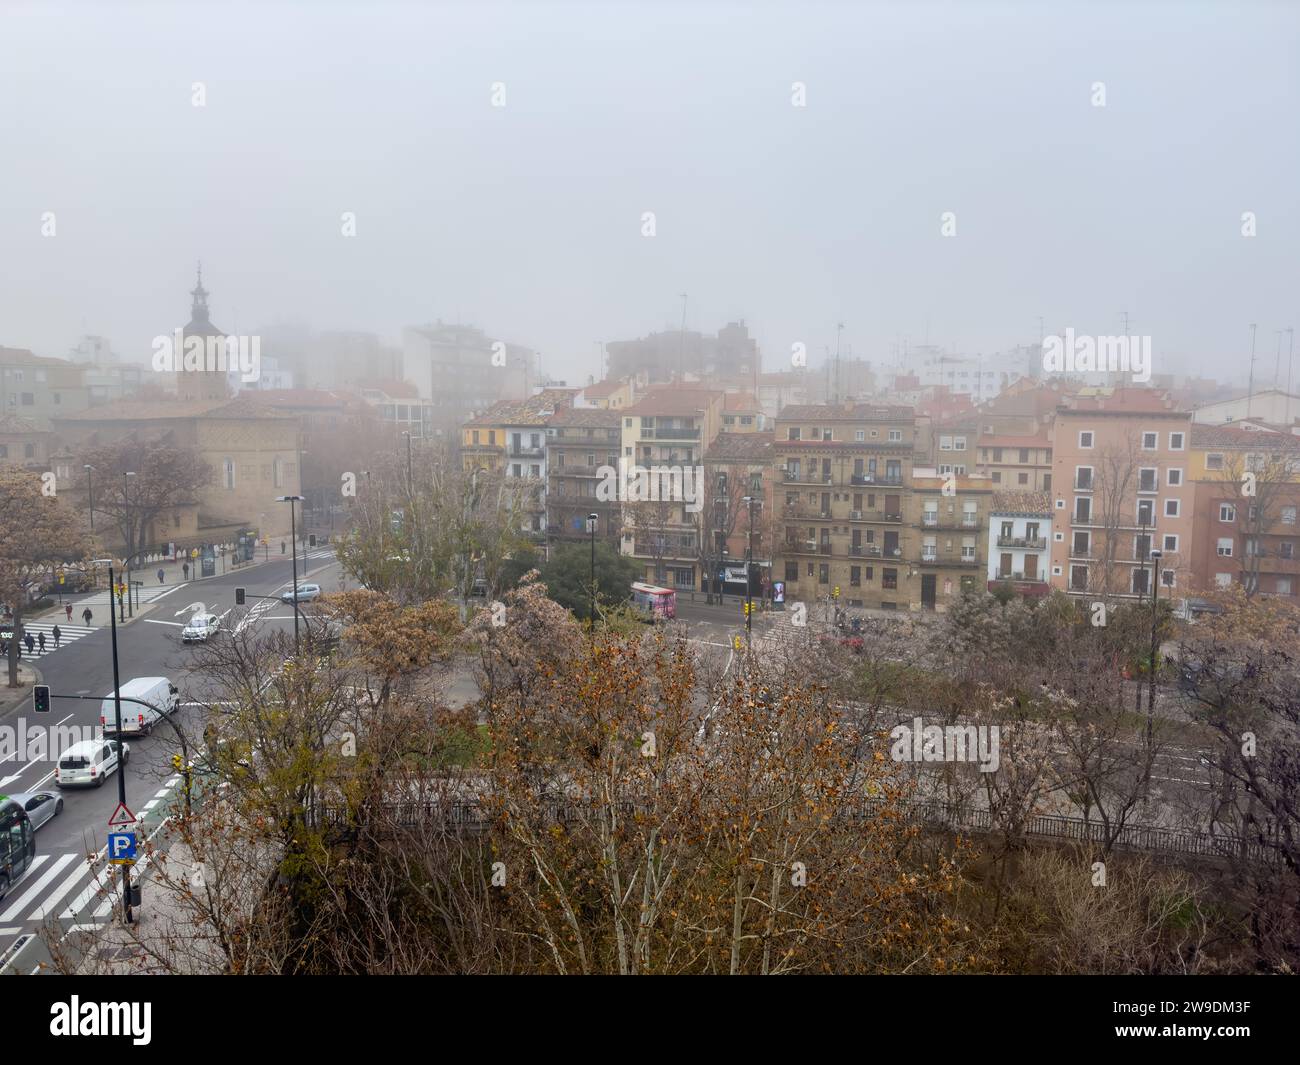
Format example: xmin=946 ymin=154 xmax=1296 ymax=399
xmin=0 ymin=661 xmax=43 ymax=717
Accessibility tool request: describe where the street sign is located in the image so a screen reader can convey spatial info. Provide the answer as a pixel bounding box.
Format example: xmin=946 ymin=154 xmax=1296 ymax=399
xmin=107 ymin=801 xmax=137 ymax=828
xmin=107 ymin=832 xmax=137 ymax=865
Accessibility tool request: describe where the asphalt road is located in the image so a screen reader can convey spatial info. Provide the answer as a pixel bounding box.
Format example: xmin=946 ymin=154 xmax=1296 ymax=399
xmin=0 ymin=548 xmax=339 ymax=955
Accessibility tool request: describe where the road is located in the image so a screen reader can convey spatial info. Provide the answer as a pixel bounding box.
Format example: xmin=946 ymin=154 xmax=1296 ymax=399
xmin=0 ymin=548 xmax=339 ymax=957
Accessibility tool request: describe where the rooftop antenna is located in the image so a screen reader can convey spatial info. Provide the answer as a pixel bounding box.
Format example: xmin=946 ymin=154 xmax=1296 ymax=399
xmin=1246 ymin=323 xmax=1258 ymax=418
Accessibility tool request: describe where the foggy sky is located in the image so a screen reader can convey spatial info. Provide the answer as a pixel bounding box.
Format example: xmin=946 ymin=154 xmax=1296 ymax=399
xmin=1 ymin=0 xmax=1296 ymax=386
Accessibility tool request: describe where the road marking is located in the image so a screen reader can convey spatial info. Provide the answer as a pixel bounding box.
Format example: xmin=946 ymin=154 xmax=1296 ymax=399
xmin=32 ymin=854 xmax=107 ymax=920
xmin=143 ymin=619 xmax=185 ymax=628
xmin=0 ymin=854 xmax=77 ymax=922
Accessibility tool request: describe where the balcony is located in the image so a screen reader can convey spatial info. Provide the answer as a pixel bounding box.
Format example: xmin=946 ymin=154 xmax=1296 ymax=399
xmin=996 ymin=536 xmax=1047 ymax=549
xmin=918 ymin=553 xmax=981 ymax=568
xmin=993 ymin=571 xmax=1047 ymax=583
xmin=781 ymin=470 xmax=833 ymax=485
xmin=923 ymin=516 xmax=981 ymax=530
xmin=783 ymin=539 xmax=820 ymax=556
xmin=850 ymin=474 xmax=904 ymax=487
xmin=848 ymin=509 xmax=903 ymax=523
xmin=509 ymin=444 xmax=545 ymax=458
xmin=632 ymin=539 xmax=697 ymax=559
xmin=643 ymin=426 xmax=700 ymax=440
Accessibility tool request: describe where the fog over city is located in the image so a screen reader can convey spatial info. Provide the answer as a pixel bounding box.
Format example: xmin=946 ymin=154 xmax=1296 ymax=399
xmin=1 ymin=0 xmax=1295 ymax=384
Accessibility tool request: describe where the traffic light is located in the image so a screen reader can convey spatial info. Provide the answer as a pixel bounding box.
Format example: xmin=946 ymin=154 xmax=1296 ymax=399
xmin=235 ymin=587 xmax=246 ymax=605
xmin=33 ymin=684 xmax=50 ymax=713
xmin=743 ymin=601 xmax=752 ymax=616
xmin=171 ymin=753 xmax=183 ymax=771
xmin=832 ymin=586 xmax=840 ymax=600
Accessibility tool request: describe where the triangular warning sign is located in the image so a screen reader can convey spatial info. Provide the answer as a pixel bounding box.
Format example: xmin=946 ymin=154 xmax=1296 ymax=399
xmin=107 ymin=802 xmax=137 ymax=827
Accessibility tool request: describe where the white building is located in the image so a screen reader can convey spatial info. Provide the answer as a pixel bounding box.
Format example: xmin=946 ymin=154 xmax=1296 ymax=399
xmin=913 ymin=345 xmax=1032 ymax=404
xmin=987 ymin=489 xmax=1053 ymax=597
xmin=1193 ymin=389 xmax=1300 ymax=427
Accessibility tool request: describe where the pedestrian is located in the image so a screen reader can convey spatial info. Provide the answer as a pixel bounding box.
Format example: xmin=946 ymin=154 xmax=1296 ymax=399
xmin=37 ymin=631 xmax=45 ymax=653
xmin=52 ymin=624 xmax=61 ymax=648
xmin=183 ymin=561 xmax=189 ymax=580
xmin=23 ymin=632 xmax=33 ymax=656
xmin=157 ymin=567 xmax=165 ymax=584
xmin=64 ymin=603 xmax=73 ymax=623
xmin=82 ymin=606 xmax=92 ymax=626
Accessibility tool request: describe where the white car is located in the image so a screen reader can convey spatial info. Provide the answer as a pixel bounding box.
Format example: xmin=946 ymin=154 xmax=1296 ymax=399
xmin=281 ymin=583 xmax=321 ymax=603
xmin=182 ymin=613 xmax=220 ymax=643
xmin=55 ymin=738 xmax=130 ymax=788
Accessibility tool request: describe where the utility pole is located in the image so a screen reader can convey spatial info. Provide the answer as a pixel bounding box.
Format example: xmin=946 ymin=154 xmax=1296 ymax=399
xmin=742 ymin=495 xmax=756 ymax=647
xmin=104 ymin=560 xmax=132 ymax=924
xmin=121 ymin=472 xmax=135 ymax=621
xmin=587 ymin=513 xmax=599 ymax=637
xmin=277 ymin=495 xmax=304 ymax=655
xmin=83 ymin=465 xmax=95 ymax=532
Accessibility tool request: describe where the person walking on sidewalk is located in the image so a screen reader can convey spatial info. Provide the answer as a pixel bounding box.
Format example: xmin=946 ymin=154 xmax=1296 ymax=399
xmin=64 ymin=603 xmax=73 ymax=623
xmin=183 ymin=561 xmax=190 ymax=580
xmin=157 ymin=567 xmax=165 ymax=584
xmin=82 ymin=606 xmax=92 ymax=626
xmin=23 ymin=632 xmax=34 ymax=656
xmin=52 ymin=624 xmax=61 ymax=648
xmin=37 ymin=631 xmax=45 ymax=653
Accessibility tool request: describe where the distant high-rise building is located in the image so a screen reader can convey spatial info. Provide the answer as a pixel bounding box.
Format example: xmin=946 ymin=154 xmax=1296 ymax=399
xmin=606 ymin=320 xmax=759 ymax=383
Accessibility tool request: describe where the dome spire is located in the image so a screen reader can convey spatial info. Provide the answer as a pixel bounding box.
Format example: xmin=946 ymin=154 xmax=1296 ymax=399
xmin=190 ymin=261 xmax=210 ymax=322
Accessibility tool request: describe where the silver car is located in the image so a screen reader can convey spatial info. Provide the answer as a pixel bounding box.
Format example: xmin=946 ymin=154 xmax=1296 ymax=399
xmin=281 ymin=583 xmax=321 ymax=603
xmin=5 ymin=790 xmax=64 ymax=830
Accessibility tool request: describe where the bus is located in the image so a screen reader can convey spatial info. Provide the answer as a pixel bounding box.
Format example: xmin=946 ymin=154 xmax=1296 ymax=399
xmin=631 ymin=581 xmax=677 ymax=622
xmin=0 ymin=795 xmax=36 ymax=901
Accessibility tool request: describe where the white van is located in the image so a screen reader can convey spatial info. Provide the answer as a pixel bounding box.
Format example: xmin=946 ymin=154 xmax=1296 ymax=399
xmin=100 ymin=676 xmax=179 ymax=735
xmin=55 ymin=738 xmax=129 ymax=788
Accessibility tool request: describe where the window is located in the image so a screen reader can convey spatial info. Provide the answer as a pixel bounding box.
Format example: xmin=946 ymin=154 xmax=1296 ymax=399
xmin=273 ymin=457 xmax=283 ymax=489
xmin=1164 ymin=498 xmax=1180 ymax=518
xmin=1167 ymin=468 xmax=1182 ymax=487
xmin=991 ymin=471 xmax=1002 ymax=484
xmin=1137 ymin=499 xmax=1154 ymax=525
xmin=1277 ymin=578 xmax=1293 ymax=596
xmin=1142 ymin=431 xmax=1158 ymax=450
xmin=1216 ymin=537 xmax=1234 ymax=557
xmin=1219 ymin=503 xmax=1236 ymax=523
xmin=1078 ymin=431 xmax=1094 ymax=449
xmin=788 ymin=427 xmax=801 ymax=441
xmin=888 ymin=429 xmax=902 ymax=442
xmin=954 ymin=436 xmax=966 ymax=450
xmin=882 ymin=568 xmax=898 ymax=590
xmin=1169 ymin=432 xmax=1185 ymax=451
xmin=1069 ymin=564 xmax=1088 ymax=591
xmin=1161 ymin=569 xmax=1176 ymax=589
xmin=1282 ymin=506 xmax=1297 ymax=525
xmin=1074 ymin=497 xmax=1091 ymax=523
xmin=818 ymin=564 xmax=829 ymax=584
xmin=1206 ymin=453 xmax=1224 ymax=471
xmin=1163 ymin=534 xmax=1179 ymax=552
xmin=1017 ymin=472 xmax=1029 ymax=485
xmin=850 ymin=566 xmax=861 ymax=586
xmin=1215 ymin=572 xmax=1233 ymax=588
xmin=1138 ymin=468 xmax=1158 ymax=492
xmin=939 ymin=436 xmax=952 ymax=451
xmin=1072 ymin=531 xmax=1090 ymax=556
xmin=223 ymin=457 xmax=235 ymax=489
xmin=1075 ymin=466 xmax=1093 ymax=490
xmin=855 ymin=430 xmax=864 ymax=441
xmin=23 ymin=443 xmax=34 ymax=458
xmin=785 ymin=561 xmax=798 ymax=581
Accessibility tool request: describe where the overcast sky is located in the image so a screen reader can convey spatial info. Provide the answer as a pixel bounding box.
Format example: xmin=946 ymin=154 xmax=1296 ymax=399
xmin=1 ymin=0 xmax=1296 ymax=387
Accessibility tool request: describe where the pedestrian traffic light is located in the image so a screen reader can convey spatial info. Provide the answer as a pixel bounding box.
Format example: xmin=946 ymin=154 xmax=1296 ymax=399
xmin=33 ymin=684 xmax=50 ymax=713
xmin=235 ymin=587 xmax=246 ymax=605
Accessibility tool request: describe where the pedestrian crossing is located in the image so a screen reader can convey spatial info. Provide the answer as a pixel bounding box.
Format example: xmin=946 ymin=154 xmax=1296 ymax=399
xmin=2 ymin=622 xmax=95 ymax=659
xmin=0 ymin=852 xmax=106 ymax=924
xmin=72 ymin=584 xmax=178 ymax=610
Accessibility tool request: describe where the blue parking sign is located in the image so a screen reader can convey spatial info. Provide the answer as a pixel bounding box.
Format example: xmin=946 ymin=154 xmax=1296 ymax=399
xmin=108 ymin=832 xmax=137 ymax=865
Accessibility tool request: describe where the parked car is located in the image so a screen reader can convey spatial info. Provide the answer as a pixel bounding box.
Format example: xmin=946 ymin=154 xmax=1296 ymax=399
xmin=181 ymin=613 xmax=221 ymax=643
xmin=281 ymin=583 xmax=322 ymax=603
xmin=55 ymin=739 xmax=129 ymax=788
xmin=4 ymin=790 xmax=64 ymax=829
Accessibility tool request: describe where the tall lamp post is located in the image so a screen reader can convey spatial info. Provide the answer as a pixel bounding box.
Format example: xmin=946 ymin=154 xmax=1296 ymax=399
xmin=742 ymin=495 xmax=757 ymax=646
xmin=121 ymin=472 xmax=136 ymax=621
xmin=403 ymin=432 xmax=414 ymax=497
xmin=277 ymin=494 xmax=305 ymax=655
xmin=586 ymin=513 xmax=599 ymax=635
xmin=95 ymin=557 xmax=134 ymax=924
xmin=84 ymin=464 xmax=96 ymax=532
xmin=1146 ymin=549 xmax=1163 ymax=737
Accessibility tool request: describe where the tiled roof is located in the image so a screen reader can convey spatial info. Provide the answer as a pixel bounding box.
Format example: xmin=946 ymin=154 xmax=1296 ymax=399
xmin=548 ymin=406 xmax=620 ymax=428
xmin=1191 ymin=424 xmax=1300 ymax=450
xmin=723 ymin=392 xmax=760 ymax=412
xmin=776 ymin=403 xmax=914 ymax=422
xmin=0 ymin=347 xmax=68 ymax=367
xmin=55 ymin=397 xmax=295 ymax=422
xmin=464 ymin=393 xmax=572 ymax=427
xmin=991 ymin=489 xmax=1052 ymax=515
xmin=624 ymin=388 xmax=722 ymax=415
xmin=581 ymin=378 xmax=624 ymax=398
xmin=0 ymin=414 xmax=42 ymax=435
xmin=706 ymin=431 xmax=774 ymax=463
xmin=1058 ymin=387 xmax=1185 ymax=414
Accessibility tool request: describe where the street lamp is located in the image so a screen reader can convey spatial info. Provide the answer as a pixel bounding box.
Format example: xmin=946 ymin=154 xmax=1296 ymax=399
xmin=403 ymin=432 xmax=414 ymax=497
xmin=742 ymin=496 xmax=757 ymax=646
xmin=92 ymin=556 xmax=133 ymax=924
xmin=277 ymin=495 xmax=305 ymax=655
xmin=83 ymin=464 xmax=95 ymax=532
xmin=1147 ymin=549 xmax=1163 ymax=736
xmin=121 ymin=472 xmax=136 ymax=621
xmin=586 ymin=513 xmax=599 ymax=635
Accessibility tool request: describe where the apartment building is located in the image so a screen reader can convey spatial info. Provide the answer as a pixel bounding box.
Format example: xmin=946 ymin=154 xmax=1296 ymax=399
xmin=1188 ymin=424 xmax=1300 ymax=600
xmin=976 ymin=431 xmax=1053 ymax=491
xmin=701 ymin=431 xmax=774 ymax=596
xmin=1048 ymin=389 xmax=1194 ymax=600
xmin=618 ymin=388 xmax=724 ymax=588
xmin=546 ymin=406 xmax=622 ymax=550
xmin=987 ymin=490 xmax=1053 ymax=598
xmin=910 ymin=473 xmax=993 ymax=610
xmin=773 ymin=404 xmax=917 ymax=610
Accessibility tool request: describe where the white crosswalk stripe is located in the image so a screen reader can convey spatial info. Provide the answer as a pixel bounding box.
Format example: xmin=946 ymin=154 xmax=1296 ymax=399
xmin=72 ymin=585 xmax=178 ymax=609
xmin=2 ymin=622 xmax=95 ymax=658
